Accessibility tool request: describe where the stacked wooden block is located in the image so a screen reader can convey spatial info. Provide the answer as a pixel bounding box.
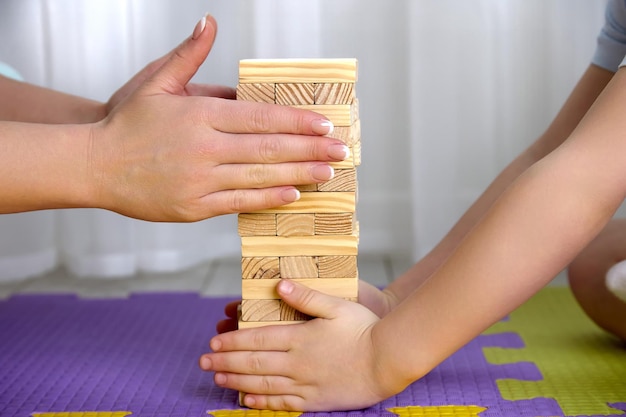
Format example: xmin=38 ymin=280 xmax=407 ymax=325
xmin=236 ymin=58 xmax=361 ymax=329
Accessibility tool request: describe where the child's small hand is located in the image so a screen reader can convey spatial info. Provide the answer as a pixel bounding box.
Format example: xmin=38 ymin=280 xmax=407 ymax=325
xmin=200 ymin=279 xmax=404 ymax=411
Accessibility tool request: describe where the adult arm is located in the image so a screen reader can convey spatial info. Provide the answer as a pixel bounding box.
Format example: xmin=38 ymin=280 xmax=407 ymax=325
xmin=0 ymin=15 xmax=347 ymax=220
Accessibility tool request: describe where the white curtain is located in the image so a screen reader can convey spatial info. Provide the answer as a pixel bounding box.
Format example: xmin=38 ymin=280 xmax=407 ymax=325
xmin=0 ymin=0 xmax=607 ymax=281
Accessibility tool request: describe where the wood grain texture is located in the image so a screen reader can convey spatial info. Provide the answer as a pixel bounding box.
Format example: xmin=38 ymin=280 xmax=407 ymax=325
xmin=253 ymin=191 xmax=356 ymax=214
xmin=239 ymin=58 xmax=358 ymax=83
xmin=238 ymin=213 xmax=276 ymax=236
xmin=242 ymin=277 xmax=358 ymax=299
xmin=328 ymin=120 xmax=360 ymax=146
xmin=241 ymin=299 xmax=311 ymax=321
xmin=236 ymin=83 xmax=275 ymax=103
xmin=318 ymin=255 xmax=358 ymax=278
xmin=280 ymin=256 xmax=319 ymax=278
xmin=315 ymin=83 xmax=355 ymax=104
xmin=238 ymin=319 xmax=306 ymax=329
xmin=318 ymin=169 xmax=357 ymax=192
xmin=275 ymin=83 xmax=315 ymax=105
xmin=241 ymin=234 xmax=358 ymax=257
xmin=241 ymin=257 xmax=280 ymax=279
xmin=314 ymin=213 xmax=354 ymax=235
xmin=276 ymin=213 xmax=315 ymax=236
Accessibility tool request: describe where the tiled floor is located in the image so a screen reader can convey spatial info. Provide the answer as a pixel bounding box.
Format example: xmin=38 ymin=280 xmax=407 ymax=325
xmin=0 ymin=254 xmax=416 ymax=299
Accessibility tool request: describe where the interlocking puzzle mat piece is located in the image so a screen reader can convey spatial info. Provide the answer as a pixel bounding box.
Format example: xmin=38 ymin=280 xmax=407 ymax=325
xmin=33 ymin=413 xmax=132 ymax=417
xmin=0 ymin=289 xmax=622 ymax=417
xmin=483 ymin=287 xmax=626 ymax=416
xmin=207 ymin=405 xmax=485 ymax=417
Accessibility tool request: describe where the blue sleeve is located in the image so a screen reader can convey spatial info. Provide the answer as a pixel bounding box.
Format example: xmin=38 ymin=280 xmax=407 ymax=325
xmin=593 ymin=0 xmax=626 ymax=71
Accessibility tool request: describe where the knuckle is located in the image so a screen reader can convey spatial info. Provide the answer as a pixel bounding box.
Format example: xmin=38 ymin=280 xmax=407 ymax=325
xmin=246 ymin=352 xmax=263 ymax=374
xmin=258 ymin=137 xmax=282 ymax=163
xmin=229 ymin=189 xmax=249 ymax=213
xmin=246 ymin=164 xmax=269 ymax=187
xmin=260 ymin=375 xmax=273 ymax=393
xmin=250 ymin=107 xmax=273 ymax=133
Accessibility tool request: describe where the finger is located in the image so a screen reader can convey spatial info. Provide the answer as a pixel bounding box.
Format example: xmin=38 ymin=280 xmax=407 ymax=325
xmin=209 ymin=322 xmax=300 ymax=353
xmin=211 ymin=162 xmax=335 ymax=191
xmin=242 ymin=393 xmax=305 ymax=412
xmin=200 ymin=187 xmax=302 ymax=216
xmin=186 ymin=83 xmax=236 ymax=99
xmin=216 ymin=318 xmax=238 ymax=334
xmin=211 ymin=134 xmax=349 ymax=164
xmin=276 ymin=279 xmax=343 ymax=320
xmin=201 ymin=351 xmax=290 ymax=376
xmin=207 ymin=99 xmax=335 ymax=136
xmin=224 ymin=300 xmax=241 ymax=318
xmin=142 ymin=14 xmax=218 ymax=95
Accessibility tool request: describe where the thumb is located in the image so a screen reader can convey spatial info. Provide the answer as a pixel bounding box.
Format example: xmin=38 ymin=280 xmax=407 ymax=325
xmin=143 ymin=14 xmax=218 ymax=95
xmin=276 ymin=279 xmax=342 ymax=320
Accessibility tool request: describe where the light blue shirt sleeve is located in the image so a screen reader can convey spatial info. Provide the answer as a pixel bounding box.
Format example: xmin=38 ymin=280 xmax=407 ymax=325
xmin=593 ymin=0 xmax=626 ymax=71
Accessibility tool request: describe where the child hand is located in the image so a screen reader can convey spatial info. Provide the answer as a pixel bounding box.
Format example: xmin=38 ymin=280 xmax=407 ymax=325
xmin=200 ymin=279 xmax=405 ymax=411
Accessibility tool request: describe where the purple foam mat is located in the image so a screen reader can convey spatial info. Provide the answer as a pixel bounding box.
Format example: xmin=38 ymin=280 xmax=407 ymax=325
xmin=0 ymin=293 xmax=617 ymax=417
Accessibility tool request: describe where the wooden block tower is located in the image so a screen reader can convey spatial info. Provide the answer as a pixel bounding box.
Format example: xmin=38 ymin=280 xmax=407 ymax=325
xmin=236 ymin=58 xmax=361 ymax=329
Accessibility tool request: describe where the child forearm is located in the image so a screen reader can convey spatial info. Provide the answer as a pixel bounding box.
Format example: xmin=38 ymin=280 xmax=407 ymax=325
xmin=375 ymin=67 xmax=626 ymax=384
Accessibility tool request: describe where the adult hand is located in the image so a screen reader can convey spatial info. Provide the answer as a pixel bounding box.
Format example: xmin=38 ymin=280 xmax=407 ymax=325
xmin=89 ymin=15 xmax=348 ymax=221
xmin=201 ymin=280 xmax=406 ymax=411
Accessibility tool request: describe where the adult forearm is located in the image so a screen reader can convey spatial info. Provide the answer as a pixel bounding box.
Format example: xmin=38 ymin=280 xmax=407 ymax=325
xmin=0 ymin=76 xmax=105 ymax=124
xmin=0 ymin=121 xmax=96 ymax=213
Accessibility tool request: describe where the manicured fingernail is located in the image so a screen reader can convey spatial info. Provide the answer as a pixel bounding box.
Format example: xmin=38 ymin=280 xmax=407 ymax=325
xmin=281 ymin=188 xmax=301 ymax=203
xmin=278 ymin=279 xmax=295 ymax=295
xmin=192 ymin=14 xmax=207 ymax=40
xmin=200 ymin=356 xmax=212 ymax=370
xmin=311 ymin=119 xmax=334 ymax=135
xmin=311 ymin=164 xmax=334 ymax=181
xmin=328 ymin=144 xmax=350 ymax=160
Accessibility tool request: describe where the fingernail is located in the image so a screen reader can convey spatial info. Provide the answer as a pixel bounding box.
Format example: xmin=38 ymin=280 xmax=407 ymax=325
xmin=311 ymin=164 xmax=334 ymax=181
xmin=328 ymin=144 xmax=350 ymax=160
xmin=278 ymin=279 xmax=295 ymax=295
xmin=311 ymin=119 xmax=334 ymax=135
xmin=214 ymin=373 xmax=227 ymax=385
xmin=210 ymin=338 xmax=222 ymax=352
xmin=281 ymin=188 xmax=301 ymax=203
xmin=243 ymin=395 xmax=256 ymax=407
xmin=199 ymin=356 xmax=212 ymax=370
xmin=192 ymin=14 xmax=207 ymax=40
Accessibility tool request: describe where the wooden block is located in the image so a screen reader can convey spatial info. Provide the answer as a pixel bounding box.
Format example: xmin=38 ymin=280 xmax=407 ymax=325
xmin=253 ymin=191 xmax=355 ymax=214
xmin=353 ymin=139 xmax=362 ymax=166
xmin=242 ymin=257 xmax=280 ymax=279
xmin=280 ymin=256 xmax=319 ymax=278
xmin=236 ymin=83 xmax=275 ymax=103
xmin=318 ymin=169 xmax=356 ymax=192
xmin=242 ymin=277 xmax=358 ymax=299
xmin=241 ymin=299 xmax=310 ymax=322
xmin=238 ymin=319 xmax=306 ymax=329
xmin=275 ymin=83 xmax=315 ymax=105
xmin=293 ymin=102 xmax=357 ymax=126
xmin=238 ymin=213 xmax=276 ymax=236
xmin=239 ymin=58 xmax=358 ymax=84
xmin=276 ymin=213 xmax=315 ymax=236
xmin=328 ymin=120 xmax=360 ymax=146
xmin=314 ymin=213 xmax=354 ymax=235
xmin=241 ymin=235 xmax=358 ymax=257
xmin=315 ymin=83 xmax=355 ymax=105
xmin=296 ymin=183 xmax=318 ymax=192
xmin=318 ymin=255 xmax=357 ymax=278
